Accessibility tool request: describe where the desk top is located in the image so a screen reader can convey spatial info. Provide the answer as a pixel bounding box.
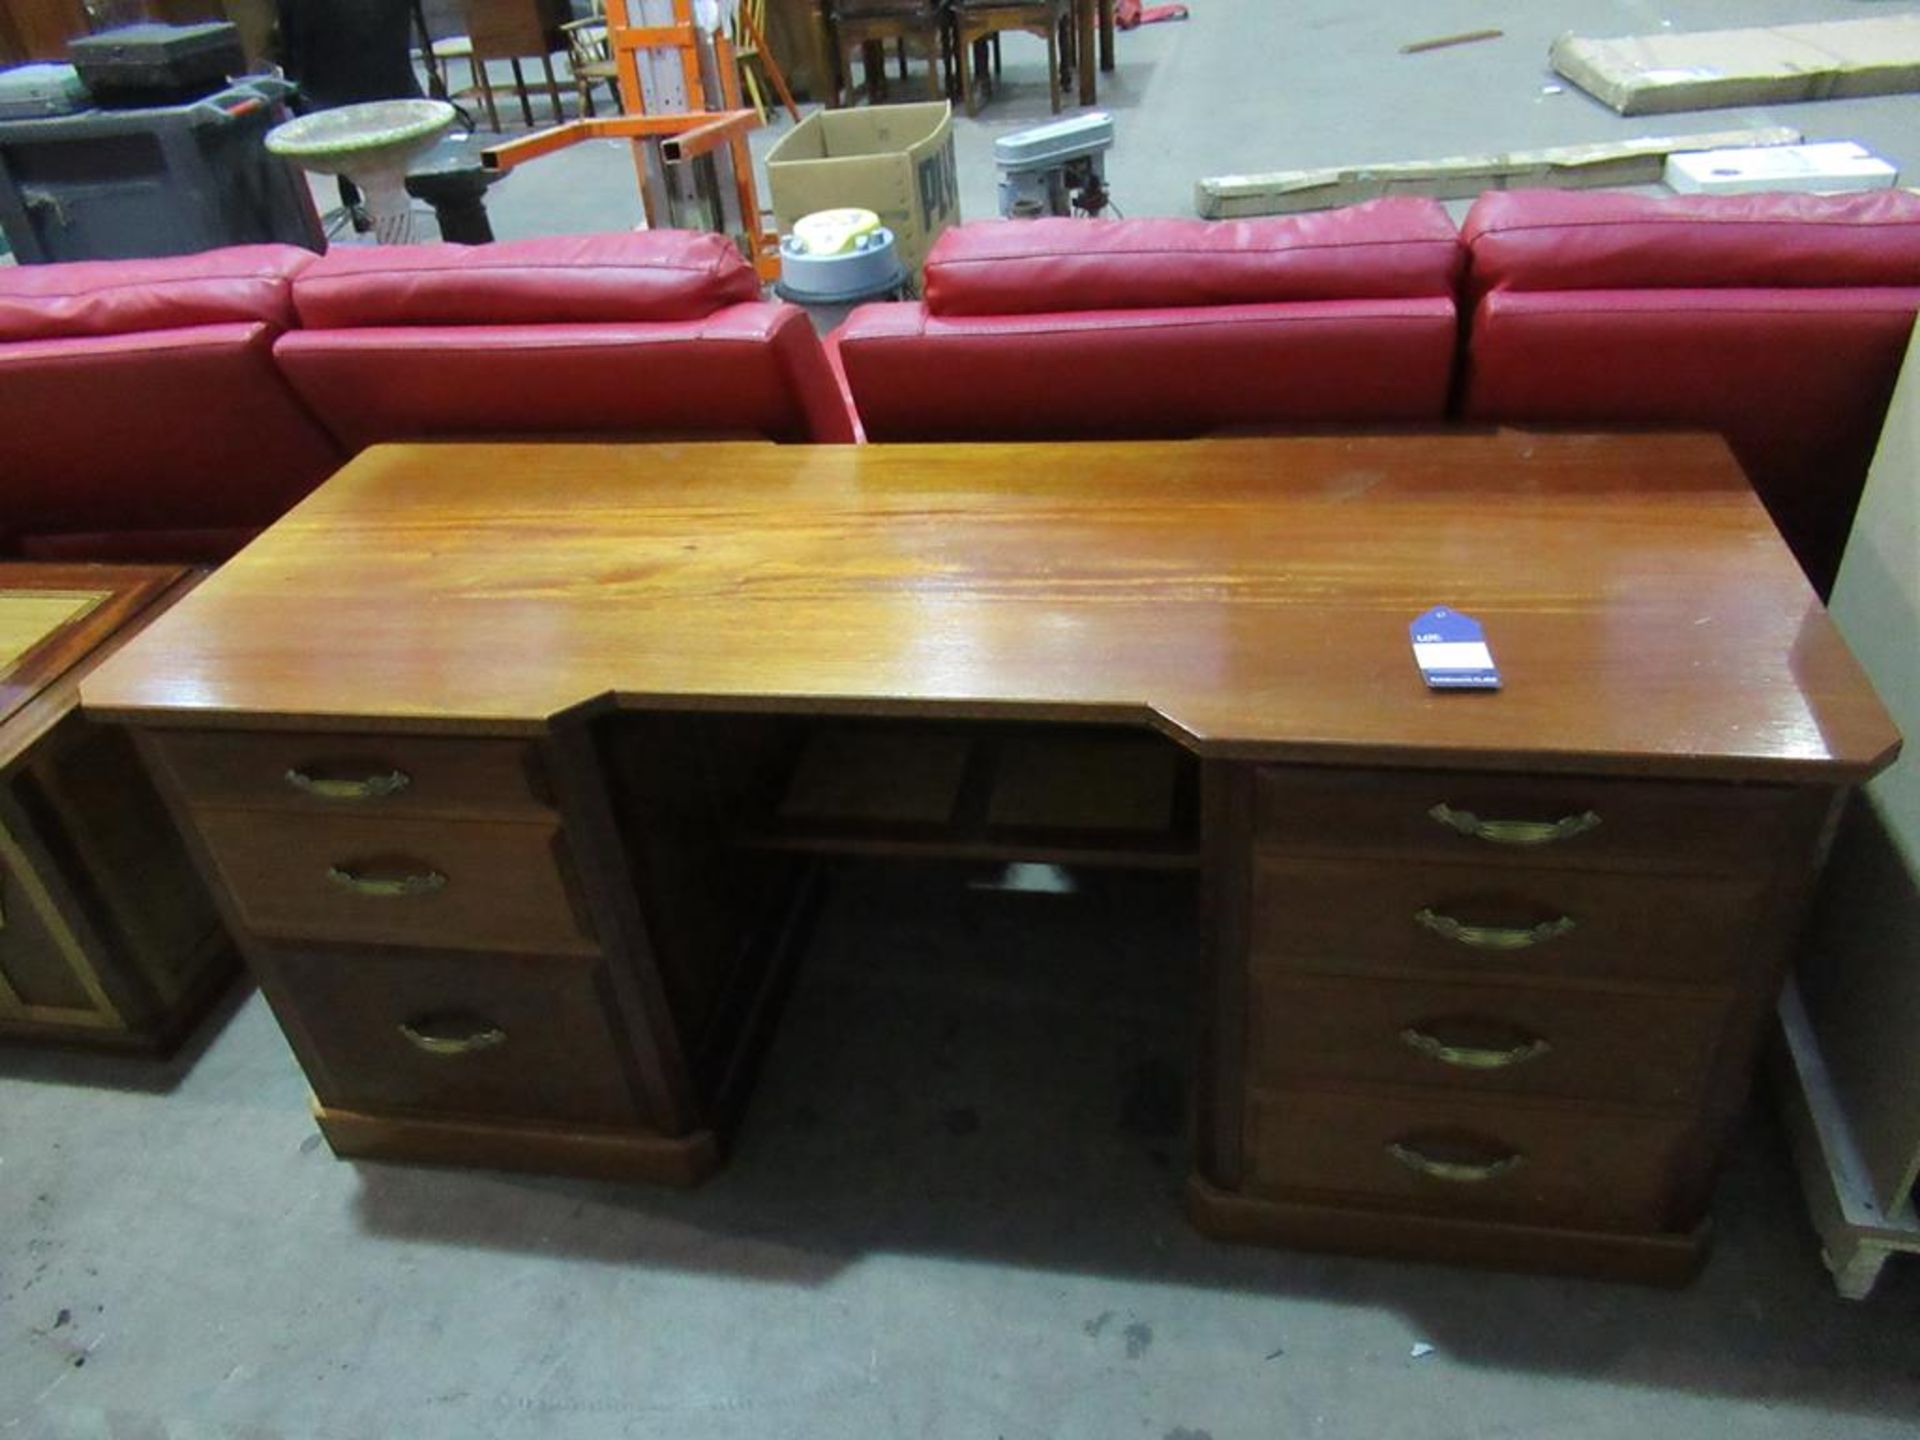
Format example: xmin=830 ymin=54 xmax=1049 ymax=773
xmin=1 ymin=564 xmax=181 ymax=748
xmin=81 ymin=432 xmax=1898 ymax=781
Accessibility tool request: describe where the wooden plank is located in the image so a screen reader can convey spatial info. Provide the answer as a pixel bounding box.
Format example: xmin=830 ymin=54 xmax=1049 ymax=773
xmin=1195 ymin=127 xmax=1802 ymax=218
xmin=1400 ymin=30 xmax=1502 ymax=56
xmin=78 ymin=434 xmax=1899 ymax=788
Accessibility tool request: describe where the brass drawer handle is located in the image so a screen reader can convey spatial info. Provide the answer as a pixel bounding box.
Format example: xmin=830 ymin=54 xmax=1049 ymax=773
xmin=1429 ymin=803 xmax=1600 ymax=847
xmin=1401 ymin=1026 xmax=1551 ymax=1070
xmin=1414 ymin=907 xmax=1575 ymax=951
xmin=1387 ymin=1140 xmax=1524 ymax=1184
xmin=399 ymin=1013 xmax=506 ymax=1057
xmin=326 ymin=864 xmax=447 ymax=898
xmin=286 ymin=767 xmax=412 ymax=802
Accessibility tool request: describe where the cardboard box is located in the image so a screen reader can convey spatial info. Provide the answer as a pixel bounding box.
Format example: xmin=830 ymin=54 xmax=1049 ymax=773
xmin=1665 ymin=141 xmax=1898 ymax=196
xmin=766 ymin=102 xmax=958 ymax=281
xmin=1552 ymin=15 xmax=1920 ymax=117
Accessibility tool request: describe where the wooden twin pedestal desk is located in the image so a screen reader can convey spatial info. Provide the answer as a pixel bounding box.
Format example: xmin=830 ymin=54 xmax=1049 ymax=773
xmin=82 ymin=433 xmax=1899 ymax=1283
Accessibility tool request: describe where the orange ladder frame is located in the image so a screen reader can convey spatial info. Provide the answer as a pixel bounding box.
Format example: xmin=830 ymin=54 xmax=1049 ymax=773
xmin=484 ymin=0 xmax=783 ymax=280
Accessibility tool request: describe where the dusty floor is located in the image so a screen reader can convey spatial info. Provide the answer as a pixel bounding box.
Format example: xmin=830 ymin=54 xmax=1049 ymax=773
xmin=5 ymin=864 xmax=1920 ymax=1439
xmin=8 ymin=2 xmax=1920 ymax=1437
xmin=448 ymin=0 xmax=1920 ymax=241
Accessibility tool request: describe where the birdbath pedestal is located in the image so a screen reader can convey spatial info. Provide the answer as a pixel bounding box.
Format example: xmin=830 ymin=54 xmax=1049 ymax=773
xmin=266 ymin=100 xmax=458 ymax=245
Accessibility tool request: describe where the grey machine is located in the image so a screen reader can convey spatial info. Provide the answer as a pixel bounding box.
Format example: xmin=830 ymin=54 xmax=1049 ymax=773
xmin=994 ymin=111 xmax=1115 ymax=218
xmin=0 ymin=24 xmax=323 ymax=263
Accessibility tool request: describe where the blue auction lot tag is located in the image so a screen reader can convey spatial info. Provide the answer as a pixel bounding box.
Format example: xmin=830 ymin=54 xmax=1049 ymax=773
xmin=1409 ymin=606 xmax=1501 ymax=690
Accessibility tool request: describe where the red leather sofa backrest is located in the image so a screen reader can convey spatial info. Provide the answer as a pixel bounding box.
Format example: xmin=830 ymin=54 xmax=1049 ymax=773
xmin=1460 ymin=189 xmax=1920 ymax=595
xmin=0 ymin=245 xmax=344 ymax=562
xmin=275 ymin=232 xmax=854 ymax=450
xmin=832 ymin=199 xmax=1464 ymax=442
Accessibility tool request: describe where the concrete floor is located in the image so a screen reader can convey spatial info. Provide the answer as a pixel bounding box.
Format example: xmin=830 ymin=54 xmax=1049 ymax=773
xmin=438 ymin=0 xmax=1920 ymax=241
xmin=6 ymin=863 xmax=1920 ymax=1439
xmin=12 ymin=2 xmax=1920 ymax=1436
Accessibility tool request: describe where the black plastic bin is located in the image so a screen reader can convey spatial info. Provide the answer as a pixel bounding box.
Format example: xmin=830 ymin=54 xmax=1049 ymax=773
xmin=0 ymin=76 xmax=323 ymax=263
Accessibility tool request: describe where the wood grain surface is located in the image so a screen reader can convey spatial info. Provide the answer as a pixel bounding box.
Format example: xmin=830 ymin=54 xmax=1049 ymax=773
xmin=0 ymin=564 xmax=180 ymax=742
xmin=79 ymin=433 xmax=1898 ymax=781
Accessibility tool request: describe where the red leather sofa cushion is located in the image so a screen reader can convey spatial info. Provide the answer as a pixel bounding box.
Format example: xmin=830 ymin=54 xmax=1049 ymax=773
xmin=274 ymin=303 xmax=855 ymax=449
xmin=838 ymin=203 xmax=1462 ymax=441
xmin=0 ymin=322 xmax=346 ymax=562
xmin=924 ymin=200 xmax=1462 ymax=316
xmin=292 ymin=232 xmax=761 ymax=329
xmin=1464 ymin=190 xmax=1920 ymax=301
xmin=1461 ymin=190 xmax=1920 ymax=596
xmin=836 ymin=297 xmax=1458 ymax=441
xmin=0 ymin=244 xmax=314 ymax=342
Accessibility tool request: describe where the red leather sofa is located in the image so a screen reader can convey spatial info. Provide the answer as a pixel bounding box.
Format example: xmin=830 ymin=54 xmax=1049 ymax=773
xmin=1459 ymin=189 xmax=1920 ymax=595
xmin=10 ymin=197 xmax=1918 ymax=592
xmin=831 ymin=199 xmax=1465 ymax=441
xmin=0 ymin=232 xmax=852 ymax=562
xmin=0 ymin=246 xmax=344 ymax=562
xmin=275 ymin=233 xmax=854 ymax=452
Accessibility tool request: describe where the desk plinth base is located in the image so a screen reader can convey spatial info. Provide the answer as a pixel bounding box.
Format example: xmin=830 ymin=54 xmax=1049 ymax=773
xmin=313 ymin=1101 xmax=722 ymax=1187
xmin=1186 ymin=1177 xmax=1709 ymax=1286
xmin=0 ymin=937 xmax=237 ymax=1056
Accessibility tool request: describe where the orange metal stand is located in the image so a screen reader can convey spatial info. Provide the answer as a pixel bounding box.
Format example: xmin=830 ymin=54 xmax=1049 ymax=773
xmin=483 ymin=0 xmax=782 ymax=280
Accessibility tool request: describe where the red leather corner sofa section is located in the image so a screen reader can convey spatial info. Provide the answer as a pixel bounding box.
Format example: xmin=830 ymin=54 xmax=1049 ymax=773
xmin=1459 ymin=189 xmax=1920 ymax=596
xmin=833 ymin=199 xmax=1465 ymax=440
xmin=0 ymin=233 xmax=850 ymax=563
xmin=0 ymin=245 xmax=345 ymax=562
xmin=274 ymin=232 xmax=853 ymax=453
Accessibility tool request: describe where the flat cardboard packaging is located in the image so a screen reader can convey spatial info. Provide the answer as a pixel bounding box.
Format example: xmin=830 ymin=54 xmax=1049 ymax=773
xmin=1665 ymin=141 xmax=1898 ymax=196
xmin=1552 ymin=15 xmax=1920 ymax=116
xmin=765 ymin=102 xmax=958 ymax=281
xmin=1195 ymin=127 xmax=1802 ymax=218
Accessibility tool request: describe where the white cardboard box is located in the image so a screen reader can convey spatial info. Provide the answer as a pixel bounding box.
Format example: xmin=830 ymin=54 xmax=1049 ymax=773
xmin=1665 ymin=141 xmax=1899 ymax=195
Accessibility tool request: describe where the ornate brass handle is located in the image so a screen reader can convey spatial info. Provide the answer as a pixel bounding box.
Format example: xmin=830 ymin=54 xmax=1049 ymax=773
xmin=1401 ymin=1026 xmax=1551 ymax=1070
xmin=1387 ymin=1140 xmax=1525 ymax=1184
xmin=398 ymin=1013 xmax=506 ymax=1057
xmin=286 ymin=767 xmax=411 ymax=801
xmin=326 ymin=864 xmax=446 ymax=898
xmin=1429 ymin=803 xmax=1600 ymax=847
xmin=1414 ymin=907 xmax=1575 ymax=951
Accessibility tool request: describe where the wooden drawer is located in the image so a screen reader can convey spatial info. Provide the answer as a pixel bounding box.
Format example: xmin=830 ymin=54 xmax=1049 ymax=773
xmin=147 ymin=729 xmax=553 ymax=820
xmin=1248 ymin=971 xmax=1732 ymax=1110
xmin=1252 ymin=855 xmax=1765 ymax=986
xmin=1254 ymin=766 xmax=1816 ymax=875
xmin=1243 ymin=1087 xmax=1691 ymax=1232
xmin=269 ymin=947 xmax=643 ymax=1128
xmin=192 ymin=811 xmax=599 ymax=955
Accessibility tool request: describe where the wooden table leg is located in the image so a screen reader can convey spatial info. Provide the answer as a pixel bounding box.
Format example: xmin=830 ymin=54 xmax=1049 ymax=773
xmin=1076 ymin=0 xmax=1096 ymax=105
xmin=811 ymin=1 xmax=838 ymax=107
xmin=1099 ymin=0 xmax=1115 ymax=71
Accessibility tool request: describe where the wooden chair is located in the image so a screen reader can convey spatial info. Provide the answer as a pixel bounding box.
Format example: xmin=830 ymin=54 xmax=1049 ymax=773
xmin=951 ymin=0 xmax=1070 ymax=115
xmin=830 ymin=0 xmax=949 ymax=106
xmin=560 ymin=0 xmax=622 ymax=118
xmin=459 ymin=0 xmax=571 ymax=128
xmin=732 ymin=0 xmax=802 ymax=123
xmin=426 ymin=34 xmax=496 ymax=126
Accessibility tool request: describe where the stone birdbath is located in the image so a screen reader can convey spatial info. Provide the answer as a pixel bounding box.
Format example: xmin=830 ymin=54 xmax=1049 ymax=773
xmin=266 ymin=99 xmax=458 ymax=245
